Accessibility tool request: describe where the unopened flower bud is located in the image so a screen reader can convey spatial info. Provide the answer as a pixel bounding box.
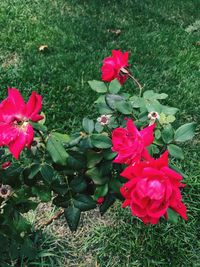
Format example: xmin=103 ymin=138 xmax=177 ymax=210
xmin=2 ymin=161 xmax=11 ymax=170
xmin=0 ymin=185 xmax=12 ymax=199
xmin=96 ymin=197 xmax=105 ymax=204
xmin=97 ymin=115 xmax=111 ymax=126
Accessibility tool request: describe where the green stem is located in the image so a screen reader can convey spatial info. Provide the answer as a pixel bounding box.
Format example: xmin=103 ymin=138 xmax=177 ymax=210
xmin=127 ymin=72 xmax=143 ymax=96
xmin=65 ymin=176 xmax=74 ymax=207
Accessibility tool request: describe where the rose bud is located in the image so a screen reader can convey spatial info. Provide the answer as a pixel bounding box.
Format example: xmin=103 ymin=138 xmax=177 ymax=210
xmin=97 ymin=197 xmax=105 ymax=204
xmin=2 ymin=161 xmax=11 ymax=170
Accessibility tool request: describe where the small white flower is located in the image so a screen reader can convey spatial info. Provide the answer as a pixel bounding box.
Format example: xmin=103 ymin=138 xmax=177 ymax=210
xmin=97 ymin=115 xmax=112 ymax=126
xmin=148 ymin=111 xmax=160 ymax=120
xmin=0 ymin=185 xmax=12 ymax=199
xmin=148 ymin=111 xmax=160 ymax=125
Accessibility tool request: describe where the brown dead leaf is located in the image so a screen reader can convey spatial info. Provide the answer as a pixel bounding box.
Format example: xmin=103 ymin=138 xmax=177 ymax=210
xmin=108 ymin=29 xmax=122 ymax=36
xmin=195 ymin=41 xmax=200 ymax=46
xmin=38 ymin=45 xmax=48 ymax=51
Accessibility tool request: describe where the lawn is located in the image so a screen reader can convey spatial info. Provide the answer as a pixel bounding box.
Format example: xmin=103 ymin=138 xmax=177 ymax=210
xmin=0 ymin=0 xmax=200 ymax=266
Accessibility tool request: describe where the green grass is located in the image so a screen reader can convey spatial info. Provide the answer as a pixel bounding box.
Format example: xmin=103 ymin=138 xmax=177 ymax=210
xmin=0 ymin=0 xmax=200 ymax=266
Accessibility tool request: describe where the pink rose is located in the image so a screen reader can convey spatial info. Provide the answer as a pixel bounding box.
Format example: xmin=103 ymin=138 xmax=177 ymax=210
xmin=101 ymin=50 xmax=129 ymax=84
xmin=0 ymin=88 xmax=43 ymax=159
xmin=120 ymin=151 xmax=187 ymax=224
xmin=112 ymin=119 xmax=155 ymax=165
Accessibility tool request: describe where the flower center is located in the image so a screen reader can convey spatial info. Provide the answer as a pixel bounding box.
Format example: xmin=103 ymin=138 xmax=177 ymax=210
xmin=1 ymin=188 xmax=8 ymax=195
xmin=101 ymin=116 xmax=108 ymax=123
xmin=13 ymin=118 xmax=29 ymax=131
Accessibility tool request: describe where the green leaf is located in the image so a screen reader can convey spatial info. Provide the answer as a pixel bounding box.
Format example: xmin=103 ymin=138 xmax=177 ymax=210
xmin=53 ymin=195 xmax=70 ymax=208
xmin=3 ymin=164 xmax=22 ymax=178
xmin=166 ymin=115 xmax=176 ymax=124
xmin=20 ymin=239 xmax=37 ymax=259
xmin=95 ymin=95 xmax=106 ymax=104
xmin=100 ymin=194 xmax=115 ymax=215
xmin=97 ymin=103 xmax=114 ymax=114
xmin=32 ymin=186 xmax=51 ymax=202
xmin=51 ymin=132 xmax=70 ymax=143
xmin=40 ymin=164 xmax=54 ymax=183
xmin=99 ymin=161 xmax=112 ymax=176
xmin=138 ymin=111 xmax=148 ymax=121
xmin=115 ymin=101 xmax=132 ymax=114
xmin=47 ymin=135 xmax=68 ymax=166
xmin=51 ymin=181 xmax=69 ymax=195
xmin=13 ymin=215 xmax=31 ymax=232
xmin=28 ymin=164 xmax=41 ymax=179
xmin=168 ymin=144 xmax=184 ymax=159
xmin=167 ymin=208 xmax=179 ymax=224
xmin=70 ymin=177 xmax=87 ymax=193
xmin=88 ymin=80 xmax=107 ymax=93
xmin=90 ymin=134 xmax=112 ymax=149
xmin=159 ymin=113 xmax=175 ymax=125
xmin=30 ymin=122 xmax=47 ymax=132
xmin=109 ymin=179 xmax=123 ymax=194
xmin=143 ymin=90 xmax=168 ymax=100
xmin=143 ymin=90 xmax=155 ymax=99
xmin=82 ymin=118 xmax=94 ymax=134
xmin=15 ymin=200 xmax=38 ymax=213
xmin=130 ymin=96 xmax=145 ymax=108
xmin=174 ymin=122 xmax=197 ymax=142
xmin=161 ymin=105 xmax=178 ymax=115
xmin=79 ymin=137 xmax=93 ymax=149
xmin=64 ymin=206 xmax=81 ymax=231
xmin=103 ymin=150 xmax=117 ymax=160
xmin=155 ymin=129 xmax=161 ymax=139
xmin=67 ymin=151 xmax=86 ymax=170
xmin=145 ymin=99 xmax=162 ymax=113
xmin=94 ymin=184 xmax=108 ymax=199
xmin=162 ymin=124 xmax=174 ymax=144
xmin=105 ymin=94 xmax=124 ymax=109
xmin=157 ymin=93 xmax=168 ymax=99
xmin=87 ymin=150 xmax=103 ymax=168
xmin=74 ymin=194 xmax=96 ymax=211
xmin=147 ymin=144 xmax=160 ymax=156
xmin=95 ymin=122 xmax=104 ymax=133
xmin=108 ymin=78 xmax=121 ymax=93
xmin=107 ymin=117 xmax=118 ymax=129
xmin=86 ymin=167 xmax=108 ymax=185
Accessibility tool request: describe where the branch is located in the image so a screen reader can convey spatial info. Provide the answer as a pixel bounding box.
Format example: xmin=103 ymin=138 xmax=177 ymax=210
xmin=40 ymin=208 xmax=64 ymax=227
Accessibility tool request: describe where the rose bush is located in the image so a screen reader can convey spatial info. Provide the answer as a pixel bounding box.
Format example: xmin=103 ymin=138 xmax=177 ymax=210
xmin=0 ymin=50 xmax=196 ymax=265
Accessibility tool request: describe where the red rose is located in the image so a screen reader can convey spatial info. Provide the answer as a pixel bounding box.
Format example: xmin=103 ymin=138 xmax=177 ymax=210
xmin=120 ymin=151 xmax=187 ymax=224
xmin=101 ymin=50 xmax=129 ymax=84
xmin=112 ymin=119 xmax=155 ymax=165
xmin=0 ymin=88 xmax=43 ymax=159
